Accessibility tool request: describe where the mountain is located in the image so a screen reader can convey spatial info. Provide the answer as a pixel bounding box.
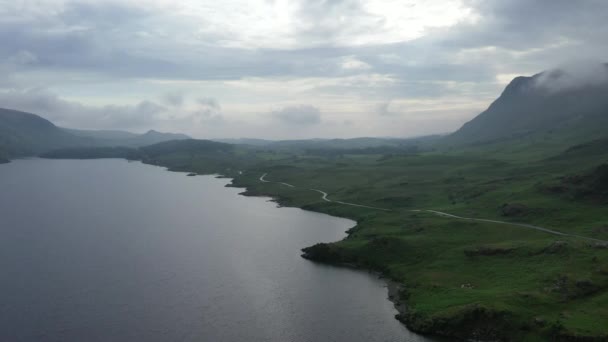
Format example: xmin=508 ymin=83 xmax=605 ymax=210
xmin=447 ymin=65 xmax=608 ymax=146
xmin=0 ymin=108 xmax=91 ymax=158
xmin=0 ymin=108 xmax=191 ymax=160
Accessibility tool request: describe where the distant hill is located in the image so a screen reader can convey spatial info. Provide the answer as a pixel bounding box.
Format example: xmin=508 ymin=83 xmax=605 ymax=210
xmin=0 ymin=108 xmax=91 ymax=158
xmin=216 ymin=136 xmax=442 ymax=151
xmin=140 ymin=138 xmax=233 ymax=156
xmin=269 ymin=137 xmax=429 ymax=150
xmin=40 ymin=146 xmax=141 ymax=160
xmin=64 ymin=128 xmax=139 ymax=141
xmin=0 ymin=107 xmax=191 ymax=161
xmin=447 ymin=64 xmax=608 ymax=146
xmin=213 ymin=138 xmax=274 ymax=146
xmin=63 ymin=128 xmax=190 ymax=147
xmin=40 ymin=139 xmax=234 ymax=162
xmin=124 ymin=130 xmax=190 ymax=147
xmin=138 ymin=139 xmax=244 ymax=173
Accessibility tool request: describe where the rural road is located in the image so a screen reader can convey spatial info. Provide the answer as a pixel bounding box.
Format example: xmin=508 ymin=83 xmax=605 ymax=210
xmin=309 ymin=189 xmax=391 ymax=211
xmin=260 ymin=173 xmax=389 ymax=211
xmin=260 ymin=173 xmax=295 ymax=188
xmin=411 ymin=210 xmax=607 ymax=242
xmin=259 ymin=173 xmax=608 ymax=242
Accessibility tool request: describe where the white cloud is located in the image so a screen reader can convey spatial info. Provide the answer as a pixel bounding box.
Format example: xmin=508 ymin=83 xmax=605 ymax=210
xmin=533 ymin=61 xmax=608 ymax=93
xmin=340 ymin=56 xmax=372 ymax=71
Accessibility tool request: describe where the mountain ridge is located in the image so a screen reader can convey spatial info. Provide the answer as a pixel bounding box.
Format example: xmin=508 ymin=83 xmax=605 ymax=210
xmin=0 ymin=107 xmax=92 ymax=158
xmin=446 ymin=65 xmax=608 ymax=146
xmin=0 ymin=107 xmax=191 ymax=159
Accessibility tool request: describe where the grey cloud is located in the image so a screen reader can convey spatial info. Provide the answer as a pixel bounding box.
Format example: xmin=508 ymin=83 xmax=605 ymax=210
xmin=7 ymin=50 xmax=39 ymax=66
xmin=0 ymin=1 xmax=378 ymax=81
xmin=272 ymin=105 xmax=322 ymax=125
xmin=191 ymin=109 xmax=223 ymax=126
xmin=441 ymin=0 xmax=607 ymax=49
xmin=163 ymin=92 xmax=185 ymax=107
xmin=60 ymin=1 xmax=153 ymax=27
xmin=293 ymin=0 xmax=383 ymax=44
xmin=0 ymin=1 xmax=178 ymax=79
xmin=362 ymin=1 xmax=608 ymax=82
xmin=197 ymin=97 xmax=221 ymax=110
xmin=377 ymin=101 xmax=396 ymax=116
xmin=191 ymin=98 xmax=223 ymax=125
xmin=1 ymin=0 xmax=608 ymax=138
xmin=1 ymin=0 xmax=607 ymax=84
xmin=0 ymin=88 xmax=165 ymax=130
xmin=0 ymin=88 xmax=230 ymax=133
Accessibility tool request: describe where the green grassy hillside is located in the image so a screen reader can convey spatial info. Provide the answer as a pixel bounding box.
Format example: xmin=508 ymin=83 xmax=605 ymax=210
xmin=229 ymin=140 xmax=608 ymax=341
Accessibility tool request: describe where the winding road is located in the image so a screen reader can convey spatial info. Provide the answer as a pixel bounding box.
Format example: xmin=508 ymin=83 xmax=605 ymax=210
xmin=411 ymin=210 xmax=607 ymax=243
xmin=260 ymin=173 xmax=295 ymax=188
xmin=309 ymin=189 xmax=391 ymax=211
xmin=260 ymin=173 xmax=390 ymax=211
xmin=259 ymin=173 xmax=608 ymax=242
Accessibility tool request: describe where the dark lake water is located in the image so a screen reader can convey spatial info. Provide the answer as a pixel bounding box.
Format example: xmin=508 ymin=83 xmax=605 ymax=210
xmin=0 ymin=159 xmax=432 ymax=342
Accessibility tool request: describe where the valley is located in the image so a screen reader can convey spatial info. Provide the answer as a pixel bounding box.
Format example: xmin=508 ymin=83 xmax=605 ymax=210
xmin=2 ymin=67 xmax=608 ymax=341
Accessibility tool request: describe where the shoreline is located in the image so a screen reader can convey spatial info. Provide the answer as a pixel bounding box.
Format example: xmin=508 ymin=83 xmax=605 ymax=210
xmin=28 ymin=158 xmax=606 ymax=340
xmin=223 ymin=172 xmax=432 ymax=340
xmin=222 ymin=171 xmax=535 ymax=342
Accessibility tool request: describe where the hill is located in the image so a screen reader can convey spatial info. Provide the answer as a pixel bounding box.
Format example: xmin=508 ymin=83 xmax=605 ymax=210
xmin=213 ymin=138 xmax=275 ymax=146
xmin=138 ymin=139 xmax=257 ymax=174
xmin=40 ymin=138 xmax=246 ymax=174
xmin=64 ymin=128 xmax=190 ymax=147
xmin=0 ymin=108 xmax=191 ymax=161
xmin=447 ymin=65 xmax=608 ymax=146
xmin=139 ymin=139 xmax=233 ymax=157
xmin=0 ymin=108 xmax=91 ymax=158
xmin=125 ymin=130 xmax=190 ymax=147
xmin=63 ymin=128 xmax=139 ymax=141
xmin=268 ymin=136 xmax=439 ymax=150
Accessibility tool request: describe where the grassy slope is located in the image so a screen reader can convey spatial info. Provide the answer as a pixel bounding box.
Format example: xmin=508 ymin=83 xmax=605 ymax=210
xmin=225 ymin=140 xmax=608 ymax=341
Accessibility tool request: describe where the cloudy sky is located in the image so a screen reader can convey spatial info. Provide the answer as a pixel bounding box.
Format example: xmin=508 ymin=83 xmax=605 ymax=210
xmin=1 ymin=0 xmax=607 ymax=139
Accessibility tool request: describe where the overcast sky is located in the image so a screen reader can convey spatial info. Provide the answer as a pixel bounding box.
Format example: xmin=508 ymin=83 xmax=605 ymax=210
xmin=1 ymin=0 xmax=607 ymax=139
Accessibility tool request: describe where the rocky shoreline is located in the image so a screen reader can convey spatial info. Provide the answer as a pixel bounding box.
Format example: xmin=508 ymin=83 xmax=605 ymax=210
xmin=228 ymin=177 xmax=437 ymax=339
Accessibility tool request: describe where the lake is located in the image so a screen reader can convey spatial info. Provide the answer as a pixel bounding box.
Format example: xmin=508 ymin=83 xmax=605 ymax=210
xmin=0 ymin=159 xmax=432 ymax=341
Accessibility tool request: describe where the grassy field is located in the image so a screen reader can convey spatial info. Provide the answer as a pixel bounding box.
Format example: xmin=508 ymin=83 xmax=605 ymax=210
xmin=225 ymin=138 xmax=608 ymax=341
